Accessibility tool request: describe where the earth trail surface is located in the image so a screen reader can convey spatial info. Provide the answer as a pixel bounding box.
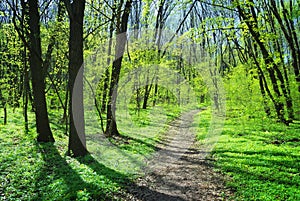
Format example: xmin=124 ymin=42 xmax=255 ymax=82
xmin=122 ymin=109 xmax=233 ymax=201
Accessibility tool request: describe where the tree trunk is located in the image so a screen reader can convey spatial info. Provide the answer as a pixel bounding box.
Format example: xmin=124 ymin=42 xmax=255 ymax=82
xmin=105 ymin=0 xmax=132 ymax=137
xmin=0 ymin=88 xmax=6 ymax=125
xmin=270 ymin=0 xmax=300 ymax=92
xmin=28 ymin=0 xmax=54 ymax=142
xmin=134 ymin=70 xmax=141 ymax=113
xmin=266 ymin=6 xmax=294 ymax=120
xmin=143 ymin=84 xmax=152 ymax=109
xmin=235 ymin=2 xmax=288 ymax=123
xmin=66 ymin=0 xmax=88 ymax=156
xmin=3 ymin=104 xmax=7 ymax=125
xmin=23 ymin=46 xmax=29 ymax=132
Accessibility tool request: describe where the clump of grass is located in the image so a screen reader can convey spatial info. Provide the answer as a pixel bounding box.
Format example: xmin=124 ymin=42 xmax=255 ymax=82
xmin=194 ymin=108 xmax=211 ymax=141
xmin=196 ymin=108 xmax=300 ymax=200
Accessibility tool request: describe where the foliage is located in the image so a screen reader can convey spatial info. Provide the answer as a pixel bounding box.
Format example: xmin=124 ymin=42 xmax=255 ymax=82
xmin=224 ymin=63 xmax=267 ymax=119
xmin=0 ymin=24 xmax=23 ymax=109
xmin=0 ymin=0 xmax=300 ymax=199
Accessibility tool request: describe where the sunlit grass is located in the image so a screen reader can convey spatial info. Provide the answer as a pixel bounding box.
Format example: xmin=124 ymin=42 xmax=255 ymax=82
xmin=0 ymin=108 xmax=130 ymax=200
xmin=0 ymin=103 xmax=195 ymax=200
xmin=196 ymin=108 xmax=300 ymax=201
xmin=85 ymin=103 xmax=195 ymax=175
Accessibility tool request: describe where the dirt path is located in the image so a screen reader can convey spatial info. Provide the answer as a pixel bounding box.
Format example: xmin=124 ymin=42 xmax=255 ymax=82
xmin=123 ymin=109 xmax=233 ymax=201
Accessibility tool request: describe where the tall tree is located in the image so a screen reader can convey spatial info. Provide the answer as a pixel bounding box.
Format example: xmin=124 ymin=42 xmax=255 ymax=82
xmin=269 ymin=0 xmax=300 ymax=92
xmin=235 ymin=0 xmax=292 ymax=123
xmin=105 ymin=0 xmax=132 ymax=137
xmin=64 ymin=0 xmax=88 ymax=156
xmin=28 ymin=0 xmax=54 ymax=142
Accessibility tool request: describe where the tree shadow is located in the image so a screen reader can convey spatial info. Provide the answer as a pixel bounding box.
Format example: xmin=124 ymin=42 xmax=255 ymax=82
xmin=213 ymin=149 xmax=300 ymax=187
xmin=34 ymin=142 xmax=187 ymax=200
xmin=77 ymin=155 xmax=187 ymax=201
xmin=110 ymin=134 xmax=161 ymax=152
xmin=33 ymin=143 xmax=119 ymax=200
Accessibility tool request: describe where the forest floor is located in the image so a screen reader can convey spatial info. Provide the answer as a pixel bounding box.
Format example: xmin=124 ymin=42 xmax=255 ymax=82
xmin=121 ymin=110 xmax=233 ymax=201
xmin=1 ymin=107 xmax=299 ymax=200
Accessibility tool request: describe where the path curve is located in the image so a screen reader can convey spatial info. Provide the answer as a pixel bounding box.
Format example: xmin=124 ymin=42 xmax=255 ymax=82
xmin=124 ymin=109 xmax=233 ymax=201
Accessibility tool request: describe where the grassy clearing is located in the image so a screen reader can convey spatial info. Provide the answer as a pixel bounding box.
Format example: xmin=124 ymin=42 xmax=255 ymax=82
xmin=0 ymin=104 xmax=194 ymax=200
xmin=196 ymin=108 xmax=300 ymax=201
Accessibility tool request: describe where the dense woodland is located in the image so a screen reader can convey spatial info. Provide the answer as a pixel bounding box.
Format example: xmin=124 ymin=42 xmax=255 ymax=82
xmin=0 ymin=0 xmax=299 ymax=200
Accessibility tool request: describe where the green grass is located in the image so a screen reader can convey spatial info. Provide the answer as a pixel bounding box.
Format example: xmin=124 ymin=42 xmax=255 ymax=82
xmin=85 ymin=103 xmax=195 ymax=175
xmin=5 ymin=103 xmax=298 ymax=200
xmin=196 ymin=108 xmax=300 ymax=201
xmin=0 ymin=109 xmax=131 ymax=200
xmin=0 ymin=103 xmax=193 ymax=200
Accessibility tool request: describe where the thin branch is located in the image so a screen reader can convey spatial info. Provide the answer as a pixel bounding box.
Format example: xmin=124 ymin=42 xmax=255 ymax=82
xmin=197 ymin=0 xmax=238 ymax=12
xmin=199 ymin=26 xmax=244 ymax=34
xmin=86 ymin=1 xmax=114 ymax=22
xmin=83 ymin=20 xmax=110 ymax=40
xmin=102 ymin=0 xmax=114 ymax=11
xmin=162 ymin=0 xmax=197 ymax=57
xmin=83 ymin=75 xmax=105 ymax=134
xmin=40 ymin=0 xmax=55 ymax=19
xmin=62 ymin=0 xmax=72 ymax=19
xmin=46 ymin=71 xmax=66 ymax=111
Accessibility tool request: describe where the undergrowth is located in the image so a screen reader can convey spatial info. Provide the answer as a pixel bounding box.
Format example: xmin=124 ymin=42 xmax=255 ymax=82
xmin=0 ymin=103 xmax=195 ymax=200
xmin=196 ymin=108 xmax=300 ymax=201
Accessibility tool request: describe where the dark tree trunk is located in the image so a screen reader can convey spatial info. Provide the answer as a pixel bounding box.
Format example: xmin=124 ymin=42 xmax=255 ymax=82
xmin=153 ymin=82 xmax=158 ymax=106
xmin=270 ymin=0 xmax=300 ymax=92
xmin=143 ymin=84 xmax=152 ymax=109
xmin=20 ymin=0 xmax=29 ymax=132
xmin=152 ymin=0 xmax=167 ymax=106
xmin=266 ymin=6 xmax=294 ymax=120
xmin=236 ymin=2 xmax=288 ymax=124
xmin=28 ymin=0 xmax=54 ymax=142
xmin=250 ymin=47 xmax=272 ymax=116
xmin=142 ymin=69 xmax=155 ymax=109
xmin=105 ymin=0 xmax=132 ymax=137
xmin=0 ymin=89 xmax=6 ymax=125
xmin=134 ymin=71 xmax=141 ymax=112
xmin=23 ymin=46 xmax=29 ymax=132
xmin=63 ymin=88 xmax=68 ymax=135
xmin=65 ymin=0 xmax=88 ymax=156
xmin=3 ymin=104 xmax=7 ymax=125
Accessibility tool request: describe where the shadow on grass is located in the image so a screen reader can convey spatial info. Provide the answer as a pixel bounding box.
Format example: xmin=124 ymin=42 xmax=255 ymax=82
xmin=110 ymin=134 xmax=161 ymax=152
xmin=34 ymin=143 xmax=187 ymax=200
xmin=214 ymin=148 xmax=299 ymax=158
xmin=33 ymin=143 xmax=108 ymax=200
xmin=213 ymin=149 xmax=300 ymax=187
xmin=78 ymin=155 xmax=187 ymax=201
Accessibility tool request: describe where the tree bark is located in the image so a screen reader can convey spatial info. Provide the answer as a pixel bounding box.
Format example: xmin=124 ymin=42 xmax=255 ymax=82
xmin=271 ymin=0 xmax=300 ymax=92
xmin=23 ymin=46 xmax=29 ymax=132
xmin=28 ymin=0 xmax=54 ymax=142
xmin=65 ymin=0 xmax=88 ymax=156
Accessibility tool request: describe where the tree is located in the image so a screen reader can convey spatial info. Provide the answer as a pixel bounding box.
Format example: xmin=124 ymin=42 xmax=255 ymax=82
xmin=64 ymin=0 xmax=88 ymax=156
xmin=28 ymin=0 xmax=54 ymax=142
xmin=105 ymin=0 xmax=132 ymax=137
xmin=234 ymin=0 xmax=292 ymax=123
